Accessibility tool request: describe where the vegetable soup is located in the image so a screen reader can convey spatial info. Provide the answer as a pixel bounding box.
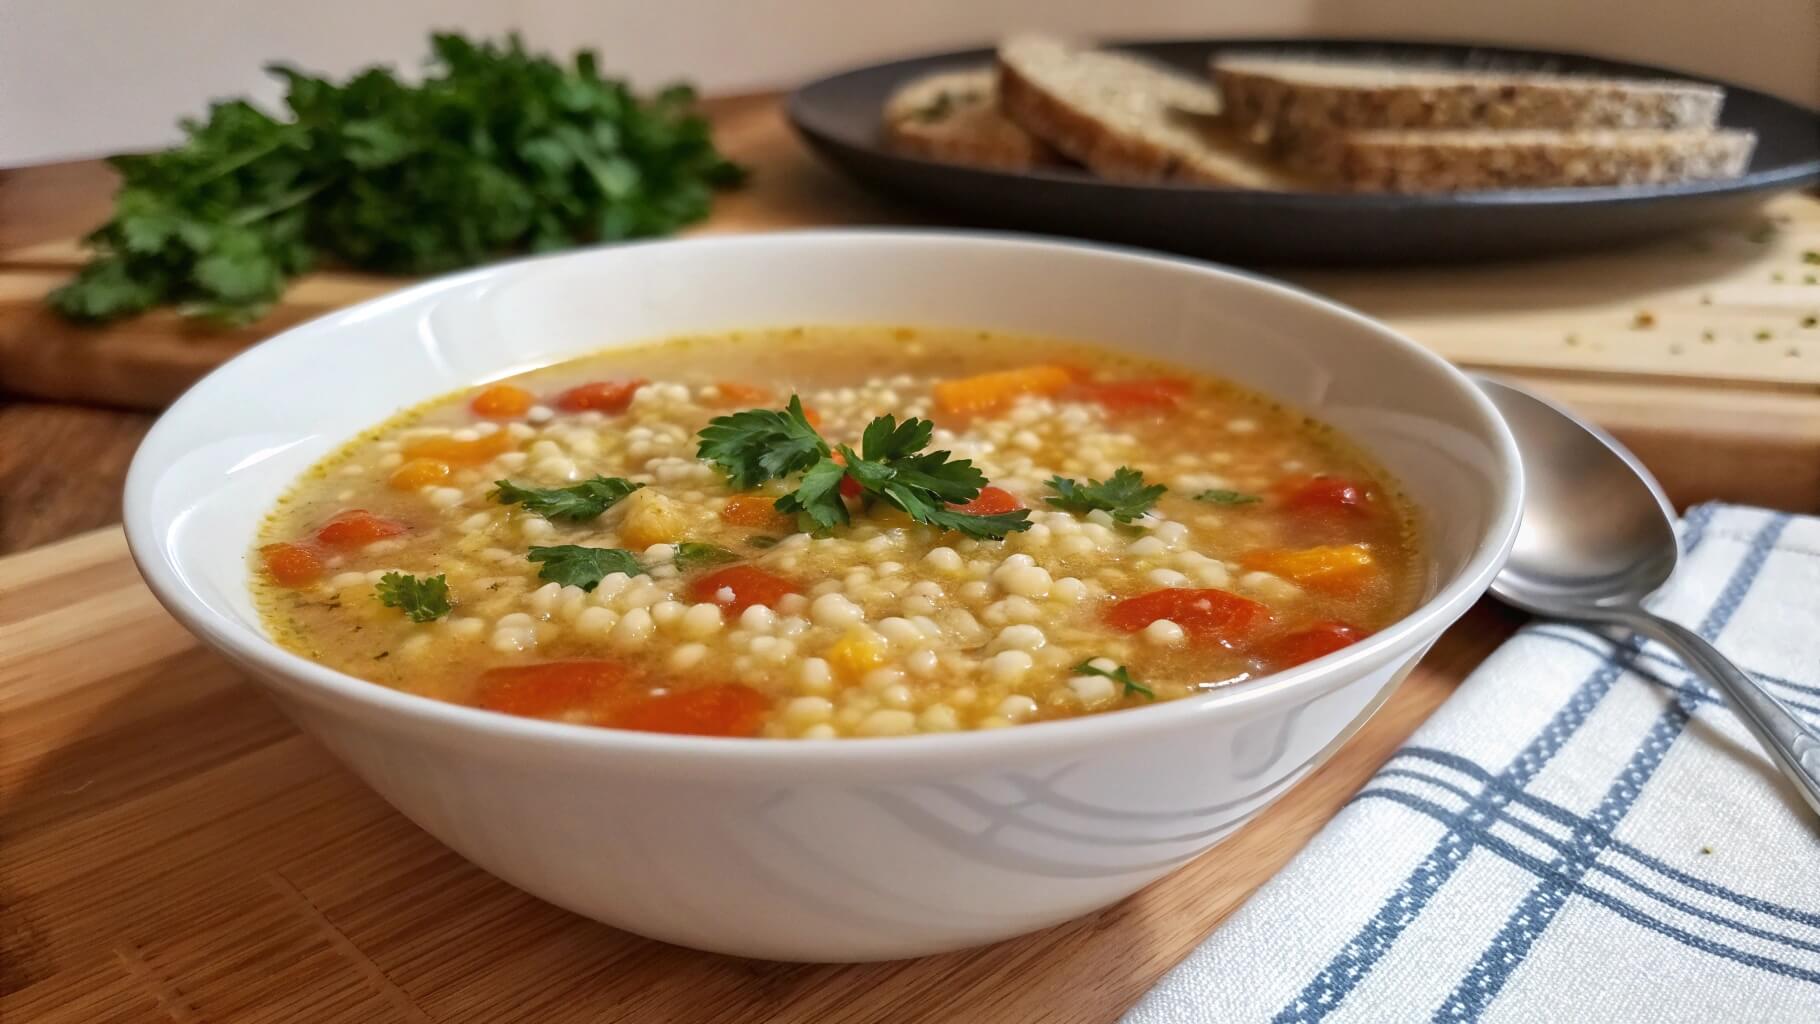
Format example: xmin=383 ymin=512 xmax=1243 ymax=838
xmin=254 ymin=327 xmax=1423 ymax=738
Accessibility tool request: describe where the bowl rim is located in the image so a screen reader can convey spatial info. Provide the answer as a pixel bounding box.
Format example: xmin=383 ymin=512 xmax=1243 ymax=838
xmin=123 ymin=228 xmax=1523 ymax=768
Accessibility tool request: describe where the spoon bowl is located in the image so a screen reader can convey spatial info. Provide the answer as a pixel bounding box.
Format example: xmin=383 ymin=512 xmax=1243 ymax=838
xmin=1477 ymin=379 xmax=1680 ymax=613
xmin=1476 ymin=375 xmax=1820 ymax=820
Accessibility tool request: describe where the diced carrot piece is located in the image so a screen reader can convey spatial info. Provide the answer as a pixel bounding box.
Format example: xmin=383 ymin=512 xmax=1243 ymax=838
xmin=1072 ymin=377 xmax=1191 ymax=414
xmin=1277 ymin=476 xmax=1373 ymax=517
xmin=933 ymin=365 xmax=1074 ymax=416
xmin=556 ymin=379 xmax=646 ymax=413
xmin=952 ymin=485 xmax=1022 ymax=515
xmin=688 ymin=565 xmax=799 ymax=612
xmin=609 ymin=684 xmax=769 ymax=738
xmin=721 ymin=493 xmax=791 ymax=528
xmin=710 ymin=381 xmax=771 ymax=407
xmin=469 ymin=384 xmax=535 ymax=418
xmin=1242 ymin=544 xmax=1376 ymax=594
xmin=402 ymin=430 xmax=512 ymax=465
xmin=260 ymin=542 xmax=323 ymax=587
xmin=1258 ymin=622 xmax=1370 ymax=670
xmin=474 ymin=660 xmax=632 ymax=720
xmin=387 ymin=457 xmax=451 ymax=491
xmin=1104 ymin=588 xmax=1272 ymax=645
xmin=801 ymin=406 xmax=823 ymax=430
xmin=314 ymin=509 xmax=409 ymax=549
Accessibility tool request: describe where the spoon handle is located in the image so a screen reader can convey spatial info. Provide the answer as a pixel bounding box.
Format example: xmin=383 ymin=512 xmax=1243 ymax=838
xmin=1613 ymin=608 xmax=1820 ymax=821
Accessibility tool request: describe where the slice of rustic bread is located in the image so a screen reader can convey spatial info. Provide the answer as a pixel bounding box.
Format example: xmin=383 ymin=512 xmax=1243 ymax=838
xmin=882 ymin=67 xmax=1059 ymax=170
xmin=996 ymin=35 xmax=1310 ymax=189
xmin=1212 ymin=54 xmax=1726 ymax=148
xmin=1329 ymin=127 xmax=1756 ymax=192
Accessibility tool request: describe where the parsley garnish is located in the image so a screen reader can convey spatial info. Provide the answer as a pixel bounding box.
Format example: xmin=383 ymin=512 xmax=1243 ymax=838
xmin=49 ymin=33 xmax=744 ymax=325
xmin=1073 ymin=660 xmax=1154 ymax=700
xmin=1045 ymin=468 xmax=1166 ymax=522
xmin=527 ymin=545 xmax=643 ymax=591
xmin=375 ymin=572 xmax=452 ymax=622
xmin=780 ymin=414 xmax=1032 ymax=540
xmin=1194 ymin=488 xmax=1260 ymax=506
xmin=696 ymin=396 xmax=829 ymax=488
xmin=492 ymin=475 xmax=642 ymax=521
xmin=672 ymin=542 xmax=740 ymax=572
xmin=699 ymin=399 xmax=1029 ymax=540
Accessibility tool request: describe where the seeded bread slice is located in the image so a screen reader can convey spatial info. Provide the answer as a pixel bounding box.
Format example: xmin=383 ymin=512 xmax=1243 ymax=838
xmin=882 ymin=67 xmax=1058 ymax=170
xmin=1212 ymin=54 xmax=1727 ymax=150
xmin=996 ymin=35 xmax=1312 ymax=189
xmin=1330 ymin=128 xmax=1756 ymax=192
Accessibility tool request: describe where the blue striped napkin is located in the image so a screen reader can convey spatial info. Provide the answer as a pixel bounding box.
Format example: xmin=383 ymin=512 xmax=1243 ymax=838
xmin=1124 ymin=503 xmax=1820 ymax=1023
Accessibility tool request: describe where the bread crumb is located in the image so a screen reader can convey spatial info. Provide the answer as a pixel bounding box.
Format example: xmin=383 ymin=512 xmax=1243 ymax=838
xmin=1632 ymin=311 xmax=1656 ymax=329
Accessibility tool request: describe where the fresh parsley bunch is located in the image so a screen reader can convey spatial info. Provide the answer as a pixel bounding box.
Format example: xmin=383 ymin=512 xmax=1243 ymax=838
xmin=51 ymin=33 xmax=745 ymax=325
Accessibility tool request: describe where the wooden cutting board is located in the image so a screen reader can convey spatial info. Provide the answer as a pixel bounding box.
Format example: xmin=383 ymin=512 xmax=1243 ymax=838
xmin=2 ymin=95 xmax=1819 ymax=511
xmin=0 ymin=526 xmax=1524 ymax=1023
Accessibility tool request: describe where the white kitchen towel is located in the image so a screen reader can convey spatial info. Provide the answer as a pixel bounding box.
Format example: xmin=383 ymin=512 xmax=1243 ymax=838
xmin=1124 ymin=503 xmax=1820 ymax=1024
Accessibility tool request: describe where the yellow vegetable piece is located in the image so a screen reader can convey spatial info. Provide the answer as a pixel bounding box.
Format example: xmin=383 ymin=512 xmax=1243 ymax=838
xmin=1242 ymin=544 xmax=1375 ymax=593
xmin=828 ymin=626 xmax=887 ymax=679
xmin=933 ymin=365 xmax=1074 ymax=416
xmin=388 ymin=457 xmax=451 ymax=491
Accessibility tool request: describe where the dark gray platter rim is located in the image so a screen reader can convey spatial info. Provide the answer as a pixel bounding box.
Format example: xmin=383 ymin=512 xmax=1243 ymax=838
xmin=786 ymin=38 xmax=1820 ymax=264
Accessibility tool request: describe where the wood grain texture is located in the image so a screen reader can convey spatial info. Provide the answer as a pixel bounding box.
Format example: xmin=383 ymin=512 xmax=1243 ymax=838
xmin=0 ymin=526 xmax=1525 ymax=1023
xmin=0 ymin=401 xmax=153 ymax=554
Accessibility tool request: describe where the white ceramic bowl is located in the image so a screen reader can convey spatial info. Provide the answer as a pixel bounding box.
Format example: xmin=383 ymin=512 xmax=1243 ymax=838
xmin=124 ymin=231 xmax=1521 ymax=962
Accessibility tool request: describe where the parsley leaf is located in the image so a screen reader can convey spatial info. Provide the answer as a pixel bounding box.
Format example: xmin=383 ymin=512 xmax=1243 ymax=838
xmin=793 ymin=415 xmax=1029 ymax=540
xmin=492 ymin=475 xmax=642 ymax=521
xmin=696 ymin=396 xmax=829 ymax=488
xmin=375 ymin=572 xmax=452 ymax=622
xmin=775 ymin=456 xmax=853 ymax=532
xmin=1073 ymin=659 xmax=1155 ymax=700
xmin=527 ymin=545 xmax=643 ymax=591
xmin=50 ymin=33 xmax=744 ymax=325
xmin=1194 ymin=488 xmax=1260 ymax=506
xmin=672 ymin=542 xmax=740 ymax=572
xmin=1045 ymin=468 xmax=1166 ymax=522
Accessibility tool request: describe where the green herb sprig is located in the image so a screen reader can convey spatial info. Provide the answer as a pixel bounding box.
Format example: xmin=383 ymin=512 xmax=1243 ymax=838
xmin=1194 ymin=488 xmax=1260 ymax=506
xmin=375 ymin=572 xmax=452 ymax=622
xmin=526 ymin=545 xmax=643 ymax=591
xmin=493 ymin=475 xmax=642 ymax=522
xmin=1045 ymin=468 xmax=1166 ymax=522
xmin=51 ymin=33 xmax=744 ymax=325
xmin=1073 ymin=659 xmax=1154 ymax=700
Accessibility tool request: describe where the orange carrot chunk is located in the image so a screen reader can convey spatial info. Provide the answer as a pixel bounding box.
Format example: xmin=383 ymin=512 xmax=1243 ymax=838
xmin=474 ymin=660 xmax=632 ymax=720
xmin=469 ymin=384 xmax=536 ymax=418
xmin=720 ymin=493 xmax=791 ymax=528
xmin=609 ymin=683 xmax=769 ymax=738
xmin=934 ymin=365 xmax=1074 ymax=416
xmin=1242 ymin=544 xmax=1376 ymax=594
xmin=556 ymin=379 xmax=646 ymax=414
xmin=314 ymin=509 xmax=409 ymax=549
xmin=387 ymin=457 xmax=452 ymax=491
xmin=1258 ymin=622 xmax=1370 ymax=669
xmin=689 ymin=565 xmax=799 ymax=612
xmin=952 ymin=485 xmax=1022 ymax=515
xmin=1104 ymin=588 xmax=1272 ymax=645
xmin=260 ymin=542 xmax=324 ymax=587
xmin=1073 ymin=377 xmax=1190 ymax=414
xmin=710 ymin=381 xmax=771 ymax=407
xmin=1277 ymin=475 xmax=1373 ymax=517
xmin=401 ymin=430 xmax=512 ymax=465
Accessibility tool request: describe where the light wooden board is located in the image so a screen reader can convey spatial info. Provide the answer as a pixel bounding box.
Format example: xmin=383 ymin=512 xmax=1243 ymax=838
xmin=0 ymin=526 xmax=1524 ymax=1022
xmin=2 ymin=97 xmax=1818 ymax=511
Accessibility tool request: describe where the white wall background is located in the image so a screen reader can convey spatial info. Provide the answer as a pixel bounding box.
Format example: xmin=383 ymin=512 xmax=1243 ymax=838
xmin=3 ymin=0 xmax=1816 ymax=167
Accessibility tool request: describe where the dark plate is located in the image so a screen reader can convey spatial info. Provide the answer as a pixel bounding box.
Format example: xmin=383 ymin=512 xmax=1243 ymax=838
xmin=787 ymin=38 xmax=1820 ymax=265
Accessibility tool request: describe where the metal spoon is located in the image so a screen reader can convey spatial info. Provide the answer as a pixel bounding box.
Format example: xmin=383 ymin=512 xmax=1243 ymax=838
xmin=1476 ymin=376 xmax=1820 ymax=819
